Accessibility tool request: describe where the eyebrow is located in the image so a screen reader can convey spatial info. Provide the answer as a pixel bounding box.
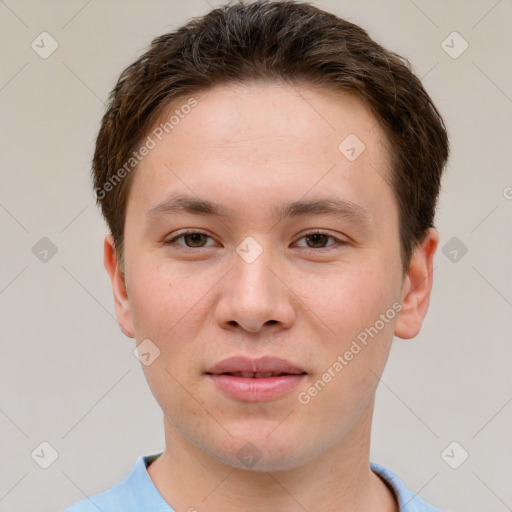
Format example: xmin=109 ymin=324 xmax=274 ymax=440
xmin=146 ymin=193 xmax=373 ymax=226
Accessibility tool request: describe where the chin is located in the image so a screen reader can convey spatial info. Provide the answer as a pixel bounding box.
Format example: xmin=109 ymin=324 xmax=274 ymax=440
xmin=206 ymin=432 xmax=316 ymax=473
xmin=220 ymin=449 xmax=307 ymax=473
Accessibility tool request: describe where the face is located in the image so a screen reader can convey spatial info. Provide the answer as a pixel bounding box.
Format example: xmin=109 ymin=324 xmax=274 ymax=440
xmin=105 ymin=81 xmax=438 ymax=472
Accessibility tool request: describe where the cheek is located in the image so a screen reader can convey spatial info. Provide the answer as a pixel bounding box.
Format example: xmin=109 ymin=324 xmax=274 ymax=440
xmin=300 ymin=312 xmax=396 ymax=437
xmin=127 ymin=257 xmax=209 ymax=340
xmin=304 ymin=261 xmax=399 ymax=341
xmin=300 ymin=259 xmax=400 ymax=397
xmin=128 ymin=274 xmax=173 ymax=338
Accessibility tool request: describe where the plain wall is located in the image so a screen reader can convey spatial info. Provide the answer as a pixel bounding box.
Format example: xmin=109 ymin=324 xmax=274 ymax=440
xmin=0 ymin=1 xmax=510 ymax=511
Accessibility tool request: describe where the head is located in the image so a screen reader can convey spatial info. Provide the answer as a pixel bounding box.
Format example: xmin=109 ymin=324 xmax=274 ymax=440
xmin=97 ymin=1 xmax=448 ymax=471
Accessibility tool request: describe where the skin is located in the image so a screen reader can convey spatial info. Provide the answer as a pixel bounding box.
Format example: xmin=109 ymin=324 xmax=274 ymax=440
xmin=104 ymin=81 xmax=438 ymax=512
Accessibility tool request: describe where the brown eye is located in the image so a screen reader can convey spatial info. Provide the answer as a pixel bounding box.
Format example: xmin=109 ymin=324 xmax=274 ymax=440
xmin=295 ymin=231 xmax=346 ymax=249
xmin=305 ymin=233 xmax=331 ymax=248
xmin=165 ymin=231 xmax=216 ymax=248
xmin=182 ymin=233 xmax=208 ymax=247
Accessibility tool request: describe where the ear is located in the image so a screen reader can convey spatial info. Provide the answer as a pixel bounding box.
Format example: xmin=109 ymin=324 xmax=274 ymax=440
xmin=394 ymin=228 xmax=439 ymax=339
xmin=103 ymin=233 xmax=135 ymax=338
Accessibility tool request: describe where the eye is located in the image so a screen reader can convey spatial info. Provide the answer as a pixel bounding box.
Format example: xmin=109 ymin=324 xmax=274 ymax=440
xmin=164 ymin=230 xmax=217 ymax=248
xmin=164 ymin=230 xmax=348 ymax=251
xmin=294 ymin=231 xmax=347 ymax=249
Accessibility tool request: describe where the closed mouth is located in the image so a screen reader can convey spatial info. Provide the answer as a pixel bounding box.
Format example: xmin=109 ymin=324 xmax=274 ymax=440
xmin=210 ymin=371 xmax=307 ymax=378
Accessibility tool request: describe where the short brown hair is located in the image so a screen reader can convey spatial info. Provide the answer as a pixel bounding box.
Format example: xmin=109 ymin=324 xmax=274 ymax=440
xmin=92 ymin=0 xmax=449 ymax=273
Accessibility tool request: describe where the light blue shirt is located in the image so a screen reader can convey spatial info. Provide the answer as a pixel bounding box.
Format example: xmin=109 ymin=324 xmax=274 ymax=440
xmin=61 ymin=453 xmax=452 ymax=512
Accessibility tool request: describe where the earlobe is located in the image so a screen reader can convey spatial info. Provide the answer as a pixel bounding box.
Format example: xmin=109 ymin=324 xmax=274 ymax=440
xmin=103 ymin=234 xmax=135 ymax=338
xmin=394 ymin=228 xmax=439 ymax=340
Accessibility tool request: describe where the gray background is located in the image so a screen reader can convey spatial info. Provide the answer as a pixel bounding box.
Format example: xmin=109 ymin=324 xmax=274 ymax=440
xmin=0 ymin=1 xmax=511 ymax=511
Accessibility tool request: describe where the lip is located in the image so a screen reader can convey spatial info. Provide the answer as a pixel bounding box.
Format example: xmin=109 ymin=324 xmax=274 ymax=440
xmin=207 ymin=355 xmax=306 ymax=375
xmin=206 ymin=356 xmax=307 ymax=402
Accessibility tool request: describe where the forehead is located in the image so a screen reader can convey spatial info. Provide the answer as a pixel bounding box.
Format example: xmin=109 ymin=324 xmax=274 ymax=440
xmin=129 ymin=81 xmax=395 ymax=226
xmin=159 ymin=81 xmax=386 ymax=154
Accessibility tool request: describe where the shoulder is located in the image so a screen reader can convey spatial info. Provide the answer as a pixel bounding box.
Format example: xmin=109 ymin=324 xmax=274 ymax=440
xmin=370 ymin=462 xmax=454 ymax=512
xmin=60 ymin=480 xmax=130 ymax=512
xmin=60 ymin=453 xmax=165 ymax=512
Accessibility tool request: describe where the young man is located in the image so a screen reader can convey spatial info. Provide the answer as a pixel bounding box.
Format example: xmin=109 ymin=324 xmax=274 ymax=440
xmin=63 ymin=1 xmax=451 ymax=511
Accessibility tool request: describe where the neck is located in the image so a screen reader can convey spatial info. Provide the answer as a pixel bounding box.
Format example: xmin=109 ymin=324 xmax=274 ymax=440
xmin=147 ymin=400 xmax=398 ymax=512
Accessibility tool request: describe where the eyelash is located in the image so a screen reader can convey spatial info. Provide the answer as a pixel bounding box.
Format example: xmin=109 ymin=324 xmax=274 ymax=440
xmin=164 ymin=230 xmax=348 ymax=251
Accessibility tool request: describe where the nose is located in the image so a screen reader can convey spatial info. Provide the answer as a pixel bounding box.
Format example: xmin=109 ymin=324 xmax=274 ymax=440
xmin=214 ymin=243 xmax=296 ymax=333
